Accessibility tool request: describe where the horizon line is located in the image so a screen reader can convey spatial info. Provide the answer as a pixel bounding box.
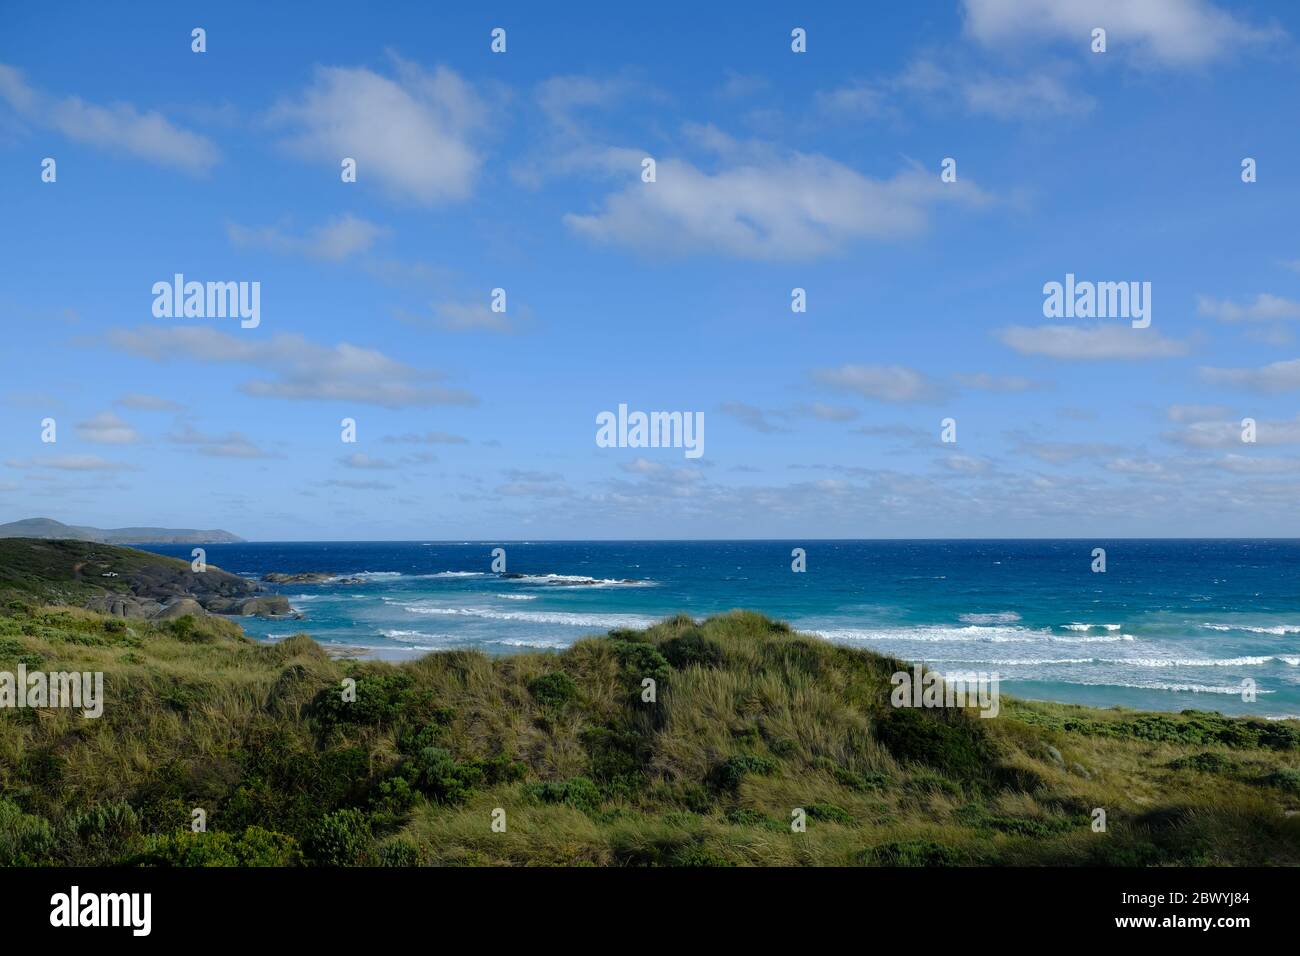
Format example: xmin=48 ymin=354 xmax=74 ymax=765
xmin=127 ymin=536 xmax=1300 ymax=544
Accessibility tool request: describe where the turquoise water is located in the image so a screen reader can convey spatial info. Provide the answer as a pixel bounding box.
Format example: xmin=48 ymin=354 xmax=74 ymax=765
xmin=138 ymin=539 xmax=1300 ymax=718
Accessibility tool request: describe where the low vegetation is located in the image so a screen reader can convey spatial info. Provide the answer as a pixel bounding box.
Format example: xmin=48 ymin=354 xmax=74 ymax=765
xmin=2 ymin=592 xmax=1298 ymax=866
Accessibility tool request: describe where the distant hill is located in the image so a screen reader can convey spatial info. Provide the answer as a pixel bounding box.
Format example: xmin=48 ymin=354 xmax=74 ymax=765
xmin=0 ymin=517 xmax=243 ymax=544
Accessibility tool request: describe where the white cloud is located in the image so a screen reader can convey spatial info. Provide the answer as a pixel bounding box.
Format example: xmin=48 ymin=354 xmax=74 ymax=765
xmin=959 ymin=71 xmax=1093 ymax=119
xmin=619 ymin=458 xmax=666 ymax=475
xmin=5 ymin=455 xmax=133 ymax=472
xmin=270 ymin=60 xmax=484 ymax=204
xmin=76 ymin=411 xmax=140 ymax=445
xmin=1006 ymin=430 xmax=1124 ymax=463
xmin=1200 ymin=358 xmax=1300 ymax=392
xmin=383 ymin=431 xmax=469 ymax=445
xmin=815 ymin=83 xmax=887 ymax=117
xmin=431 ymin=301 xmax=518 ymax=333
xmin=1207 ymin=454 xmax=1300 ymax=475
xmin=535 ymin=74 xmax=644 ymax=132
xmin=1167 ymin=403 xmax=1232 ymax=422
xmin=1164 ymin=415 xmax=1300 ymax=448
xmin=228 ymin=215 xmax=388 ymax=261
xmin=955 ymin=372 xmax=1048 ymax=392
xmin=997 ymin=324 xmax=1188 ymax=359
xmin=496 ymin=469 xmax=573 ymax=499
xmin=1197 ymin=293 xmax=1300 ymax=322
xmin=792 ymin=402 xmax=860 ymax=422
xmin=720 ymin=401 xmax=790 ymax=434
xmin=565 ymin=155 xmax=992 ymax=260
xmin=322 ymin=479 xmax=395 ymax=491
xmin=942 ymin=454 xmax=991 ymax=474
xmin=0 ymin=64 xmax=219 ymax=172
xmin=717 ymin=71 xmax=769 ymax=100
xmin=339 ymin=453 xmax=396 ymax=470
xmin=888 ymin=58 xmax=1093 ymax=121
xmin=167 ymin=424 xmax=273 ymax=459
xmin=811 ymin=364 xmax=944 ymax=403
xmin=106 ymin=326 xmax=476 ymax=409
xmin=115 ymin=393 xmax=182 ymax=411
xmin=1106 ymin=457 xmax=1167 ymax=477
xmin=395 ymin=298 xmax=529 ymax=334
xmin=962 ymin=0 xmax=1281 ymax=66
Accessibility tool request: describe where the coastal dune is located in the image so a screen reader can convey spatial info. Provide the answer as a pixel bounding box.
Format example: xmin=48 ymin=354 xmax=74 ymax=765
xmin=1 ymin=544 xmax=1298 ymax=867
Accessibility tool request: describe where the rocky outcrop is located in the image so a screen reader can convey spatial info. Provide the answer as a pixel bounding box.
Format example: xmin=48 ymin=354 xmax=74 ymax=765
xmin=262 ymin=572 xmax=336 ymax=584
xmin=85 ymin=593 xmax=164 ymax=619
xmin=204 ymin=595 xmax=292 ymax=617
xmin=153 ymin=598 xmax=207 ymax=620
xmin=262 ymin=572 xmax=377 ymax=586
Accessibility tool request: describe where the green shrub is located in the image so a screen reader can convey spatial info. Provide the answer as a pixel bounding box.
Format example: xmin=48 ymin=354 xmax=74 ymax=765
xmin=611 ymin=640 xmax=670 ymax=687
xmin=1259 ymin=768 xmax=1300 ymax=794
xmin=67 ymin=800 xmax=140 ymax=845
xmin=526 ymin=671 xmax=579 ymax=708
xmin=388 ymin=747 xmax=525 ymax=806
xmin=306 ymin=808 xmax=373 ymax=866
xmin=1168 ymin=752 xmax=1236 ymax=774
xmin=309 ymin=670 xmax=413 ymax=731
xmin=725 ymin=807 xmax=783 ymax=830
xmin=831 ymin=766 xmax=890 ymax=792
xmin=661 ymin=630 xmax=724 ymax=669
xmin=1055 ymin=710 xmax=1300 ymax=751
xmin=378 ymin=839 xmax=421 ymax=867
xmin=395 ymin=719 xmax=447 ymax=756
xmin=710 ymin=754 xmax=778 ymax=791
xmin=132 ymin=827 xmax=301 ymax=866
xmin=169 ymin=616 xmax=198 ymax=642
xmin=0 ymin=637 xmax=44 ymax=668
xmin=403 ymin=747 xmax=483 ymax=804
xmin=581 ymin=723 xmax=647 ymax=798
xmin=863 ymin=839 xmax=968 ymax=867
xmin=669 ymin=842 xmax=735 ymax=867
xmin=0 ymin=800 xmax=55 ymax=866
xmin=876 ymin=707 xmax=998 ymax=780
xmin=804 ymin=803 xmax=854 ymax=825
xmin=903 ymin=771 xmax=963 ymax=797
xmin=523 ymin=777 xmax=601 ymax=813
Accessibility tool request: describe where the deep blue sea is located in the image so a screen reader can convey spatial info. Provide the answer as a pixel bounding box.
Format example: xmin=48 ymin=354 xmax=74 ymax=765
xmin=137 ymin=540 xmax=1300 ymax=718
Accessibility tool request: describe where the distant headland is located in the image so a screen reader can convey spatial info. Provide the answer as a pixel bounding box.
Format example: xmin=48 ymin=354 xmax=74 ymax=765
xmin=0 ymin=517 xmax=243 ymax=545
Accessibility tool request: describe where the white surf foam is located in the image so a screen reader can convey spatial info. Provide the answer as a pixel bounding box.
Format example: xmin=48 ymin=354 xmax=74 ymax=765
xmin=400 ymin=605 xmax=657 ymax=629
xmin=959 ymin=612 xmax=1021 ymax=625
xmin=804 ymin=624 xmax=1134 ymax=645
xmin=1201 ymin=622 xmax=1300 ymax=635
xmin=500 ymin=573 xmax=656 ymax=588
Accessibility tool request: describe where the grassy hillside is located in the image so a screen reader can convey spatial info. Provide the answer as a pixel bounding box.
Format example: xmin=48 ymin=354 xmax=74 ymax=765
xmin=1 ymin=599 xmax=1298 ymax=867
xmin=0 ymin=538 xmax=280 ymax=619
xmin=0 ymin=537 xmax=173 ymax=604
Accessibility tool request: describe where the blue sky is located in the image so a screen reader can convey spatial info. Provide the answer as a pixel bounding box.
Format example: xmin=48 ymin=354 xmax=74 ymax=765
xmin=3 ymin=0 xmax=1300 ymax=540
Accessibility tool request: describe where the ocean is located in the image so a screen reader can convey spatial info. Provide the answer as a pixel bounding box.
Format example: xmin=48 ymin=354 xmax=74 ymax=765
xmin=136 ymin=539 xmax=1300 ymax=718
